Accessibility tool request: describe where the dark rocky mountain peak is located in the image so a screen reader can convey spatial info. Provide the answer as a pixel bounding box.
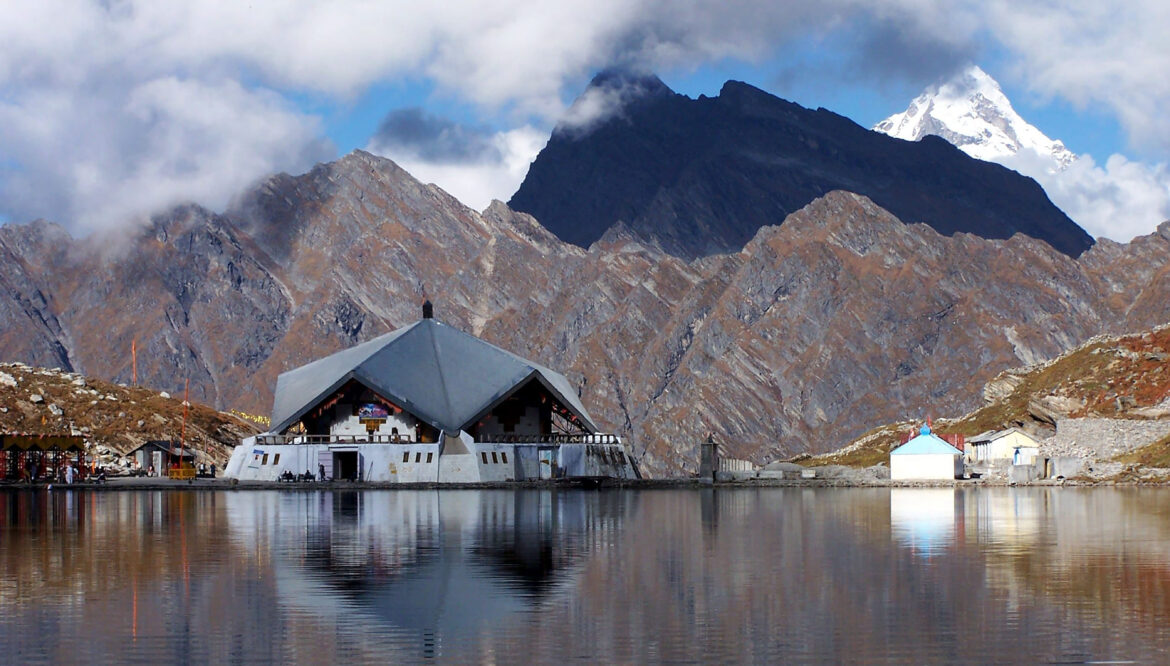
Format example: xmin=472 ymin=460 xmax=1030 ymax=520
xmin=554 ymin=69 xmax=680 ymax=141
xmin=587 ymin=68 xmax=672 ymax=96
xmin=510 ymin=74 xmax=1094 ymax=260
xmin=582 ymin=67 xmax=673 ymax=100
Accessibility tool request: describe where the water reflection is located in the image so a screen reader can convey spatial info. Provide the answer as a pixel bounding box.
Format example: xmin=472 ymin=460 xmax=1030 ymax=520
xmin=2 ymin=488 xmax=1170 ymax=663
xmin=963 ymin=487 xmax=1049 ymax=550
xmin=890 ymin=488 xmax=957 ymax=556
xmin=218 ymin=490 xmax=632 ymax=660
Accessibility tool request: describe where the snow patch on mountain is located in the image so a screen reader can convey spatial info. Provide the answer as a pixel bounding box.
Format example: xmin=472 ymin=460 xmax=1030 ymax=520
xmin=876 ymin=66 xmax=1170 ymax=242
xmin=875 ymin=66 xmax=1076 ymax=173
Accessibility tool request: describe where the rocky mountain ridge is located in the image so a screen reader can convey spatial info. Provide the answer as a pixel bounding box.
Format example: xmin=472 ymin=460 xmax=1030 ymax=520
xmin=1 ymin=151 xmax=1168 ymax=476
xmin=509 ymin=72 xmax=1093 ymax=259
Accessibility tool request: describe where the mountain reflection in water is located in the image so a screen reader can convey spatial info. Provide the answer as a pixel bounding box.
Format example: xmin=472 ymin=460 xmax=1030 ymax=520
xmin=1 ymin=488 xmax=1169 ymax=663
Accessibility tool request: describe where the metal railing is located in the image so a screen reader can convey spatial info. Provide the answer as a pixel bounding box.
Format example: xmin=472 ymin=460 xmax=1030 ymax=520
xmin=252 ymin=433 xmax=622 ymax=446
xmin=479 ymin=433 xmax=622 ymax=444
xmin=254 ymin=434 xmax=418 ymax=445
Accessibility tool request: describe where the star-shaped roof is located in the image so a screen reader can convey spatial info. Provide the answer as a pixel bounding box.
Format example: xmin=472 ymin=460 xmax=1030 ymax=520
xmin=269 ymin=319 xmax=596 ymax=435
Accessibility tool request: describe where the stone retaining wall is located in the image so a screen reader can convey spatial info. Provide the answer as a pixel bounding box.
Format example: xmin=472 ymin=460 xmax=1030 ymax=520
xmin=1042 ymin=418 xmax=1170 ymax=460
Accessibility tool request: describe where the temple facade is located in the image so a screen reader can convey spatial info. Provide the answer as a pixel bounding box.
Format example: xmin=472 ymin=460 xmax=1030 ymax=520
xmin=224 ymin=307 xmax=638 ymax=483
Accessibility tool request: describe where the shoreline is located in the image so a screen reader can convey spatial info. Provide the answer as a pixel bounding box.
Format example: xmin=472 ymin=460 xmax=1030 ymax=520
xmin=2 ymin=476 xmax=1167 ymax=491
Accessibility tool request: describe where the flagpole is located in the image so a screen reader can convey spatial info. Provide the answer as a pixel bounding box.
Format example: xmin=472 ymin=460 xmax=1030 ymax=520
xmin=178 ymin=378 xmax=189 ymax=476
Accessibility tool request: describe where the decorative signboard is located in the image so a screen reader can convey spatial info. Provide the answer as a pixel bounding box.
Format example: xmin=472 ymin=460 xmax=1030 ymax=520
xmin=358 ymin=403 xmax=390 ymax=433
xmin=357 ymin=404 xmax=390 ymax=420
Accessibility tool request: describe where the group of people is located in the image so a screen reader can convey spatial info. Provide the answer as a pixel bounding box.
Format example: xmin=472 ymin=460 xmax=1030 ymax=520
xmin=136 ymin=462 xmax=215 ymax=477
xmin=275 ymin=464 xmax=331 ymax=482
xmin=41 ymin=463 xmax=105 ymax=484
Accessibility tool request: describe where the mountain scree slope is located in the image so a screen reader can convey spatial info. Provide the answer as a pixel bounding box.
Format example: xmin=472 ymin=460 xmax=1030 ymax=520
xmin=0 ymin=151 xmax=1167 ymax=475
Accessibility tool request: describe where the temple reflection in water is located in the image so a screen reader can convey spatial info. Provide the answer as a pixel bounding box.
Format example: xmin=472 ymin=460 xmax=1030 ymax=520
xmin=221 ymin=490 xmax=633 ymax=657
xmin=4 ymin=488 xmax=1170 ymax=663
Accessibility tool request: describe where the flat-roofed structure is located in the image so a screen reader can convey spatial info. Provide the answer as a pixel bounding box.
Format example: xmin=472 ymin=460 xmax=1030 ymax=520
xmin=225 ymin=306 xmax=638 ymax=483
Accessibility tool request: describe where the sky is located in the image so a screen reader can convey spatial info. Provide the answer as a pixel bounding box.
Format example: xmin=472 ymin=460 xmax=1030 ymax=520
xmin=2 ymin=0 xmax=1169 ymax=243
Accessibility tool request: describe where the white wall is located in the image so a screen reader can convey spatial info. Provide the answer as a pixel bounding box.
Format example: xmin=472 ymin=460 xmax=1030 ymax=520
xmin=1014 ymin=446 xmax=1040 ymax=465
xmin=385 ymin=444 xmax=442 ymax=482
xmin=224 ymin=437 xmax=638 ymax=483
xmin=552 ymin=443 xmax=639 ymax=479
xmin=324 ymin=403 xmax=420 ymax=439
xmin=224 ymin=441 xmax=515 ymax=483
xmin=987 ymin=431 xmax=1039 ymax=461
xmin=718 ymin=458 xmax=755 ymax=472
xmin=971 ymin=432 xmax=1042 ymax=464
xmin=472 ymin=444 xmax=516 ymax=482
xmin=891 ymin=453 xmax=960 ymax=480
xmin=227 ymin=442 xmax=443 ymax=482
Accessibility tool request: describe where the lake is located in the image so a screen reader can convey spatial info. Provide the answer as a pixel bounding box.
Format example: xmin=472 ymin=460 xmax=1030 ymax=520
xmin=2 ymin=487 xmax=1169 ymax=663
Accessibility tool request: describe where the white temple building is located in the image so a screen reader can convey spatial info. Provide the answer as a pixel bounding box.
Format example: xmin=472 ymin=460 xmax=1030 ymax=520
xmin=225 ymin=304 xmax=639 ymax=483
xmin=889 ymin=424 xmax=963 ymax=481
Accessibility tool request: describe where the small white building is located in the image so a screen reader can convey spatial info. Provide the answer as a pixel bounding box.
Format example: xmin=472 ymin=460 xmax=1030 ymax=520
xmin=890 ymin=424 xmax=963 ymax=481
xmin=967 ymin=428 xmax=1040 ymax=465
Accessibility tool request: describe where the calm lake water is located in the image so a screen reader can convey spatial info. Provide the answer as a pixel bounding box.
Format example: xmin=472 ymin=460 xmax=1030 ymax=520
xmin=2 ymin=487 xmax=1169 ymax=664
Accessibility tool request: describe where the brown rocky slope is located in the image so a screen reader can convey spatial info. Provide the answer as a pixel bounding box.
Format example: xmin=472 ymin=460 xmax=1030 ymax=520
xmin=0 ymin=362 xmax=258 ymax=467
xmin=1 ymin=151 xmax=1168 ymax=476
xmin=814 ymin=324 xmax=1170 ymax=470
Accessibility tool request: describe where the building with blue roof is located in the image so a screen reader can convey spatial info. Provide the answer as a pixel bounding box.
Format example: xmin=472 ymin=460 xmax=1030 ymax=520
xmin=890 ymin=424 xmax=963 ymax=480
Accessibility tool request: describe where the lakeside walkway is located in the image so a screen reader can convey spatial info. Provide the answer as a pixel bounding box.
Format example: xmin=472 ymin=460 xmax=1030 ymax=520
xmin=2 ymin=475 xmax=1164 ymax=491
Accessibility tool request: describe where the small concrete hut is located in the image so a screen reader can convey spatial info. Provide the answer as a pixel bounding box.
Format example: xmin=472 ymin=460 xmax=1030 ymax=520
xmin=967 ymin=428 xmax=1040 ymax=465
xmin=890 ymin=424 xmax=963 ymax=481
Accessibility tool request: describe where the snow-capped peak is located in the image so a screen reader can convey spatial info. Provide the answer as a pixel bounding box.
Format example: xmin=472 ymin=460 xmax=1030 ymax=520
xmin=874 ymin=65 xmax=1077 ymax=172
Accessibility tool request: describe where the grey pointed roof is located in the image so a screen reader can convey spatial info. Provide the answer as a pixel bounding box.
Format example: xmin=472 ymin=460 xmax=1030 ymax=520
xmin=269 ymin=319 xmax=597 ymax=434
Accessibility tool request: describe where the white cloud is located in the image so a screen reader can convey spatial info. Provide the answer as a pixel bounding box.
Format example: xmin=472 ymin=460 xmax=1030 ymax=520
xmin=980 ymin=0 xmax=1170 ymax=154
xmin=0 ymin=75 xmax=328 ymax=233
xmin=2 ymin=0 xmax=1170 ymax=236
xmin=368 ymin=125 xmax=547 ymax=212
xmin=1011 ymin=153 xmax=1170 ymax=242
xmin=554 ymin=71 xmax=673 ymax=135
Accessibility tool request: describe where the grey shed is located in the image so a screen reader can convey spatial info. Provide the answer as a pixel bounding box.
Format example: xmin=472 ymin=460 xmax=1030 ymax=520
xmin=268 ymin=319 xmax=597 ymax=435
